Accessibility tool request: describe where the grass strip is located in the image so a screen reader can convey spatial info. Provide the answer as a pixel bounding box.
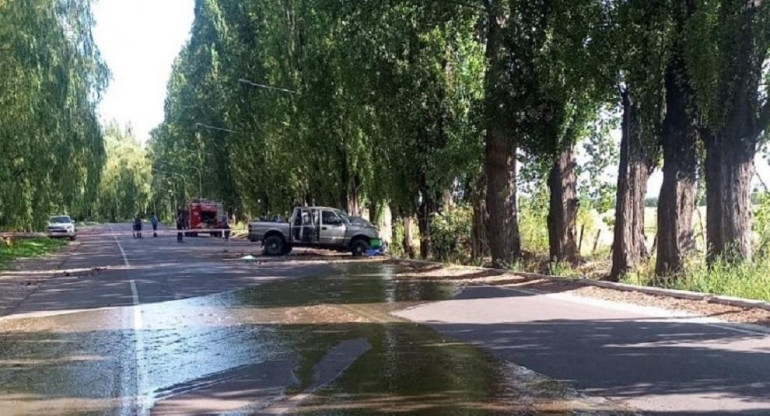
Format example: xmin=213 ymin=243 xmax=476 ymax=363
xmin=0 ymin=238 xmax=68 ymax=270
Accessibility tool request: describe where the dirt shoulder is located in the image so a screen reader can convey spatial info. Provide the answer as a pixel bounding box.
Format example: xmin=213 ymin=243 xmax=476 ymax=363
xmin=0 ymin=240 xmax=79 ymax=316
xmin=387 ymin=259 xmax=770 ymax=328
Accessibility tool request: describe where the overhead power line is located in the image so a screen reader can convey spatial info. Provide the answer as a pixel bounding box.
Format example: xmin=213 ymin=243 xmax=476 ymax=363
xmin=238 ymin=78 xmax=299 ymax=94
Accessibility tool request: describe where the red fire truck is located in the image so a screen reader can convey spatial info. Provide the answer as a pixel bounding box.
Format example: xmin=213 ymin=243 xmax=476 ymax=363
xmin=179 ymin=199 xmax=228 ymax=237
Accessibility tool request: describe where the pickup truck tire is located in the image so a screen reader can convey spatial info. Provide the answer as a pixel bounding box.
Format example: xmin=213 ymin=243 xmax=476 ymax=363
xmin=263 ymin=235 xmax=285 ymax=256
xmin=350 ymin=239 xmax=369 ymax=257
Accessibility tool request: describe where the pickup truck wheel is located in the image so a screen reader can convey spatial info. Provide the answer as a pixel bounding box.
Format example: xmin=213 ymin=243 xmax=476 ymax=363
xmin=350 ymin=239 xmax=369 ymax=257
xmin=263 ymin=236 xmax=285 ymax=256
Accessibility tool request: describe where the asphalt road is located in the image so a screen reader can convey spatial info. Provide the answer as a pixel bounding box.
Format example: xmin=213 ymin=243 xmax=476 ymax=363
xmin=6 ymin=223 xmax=332 ymax=315
xmin=1 ymin=223 xmax=769 ymax=415
xmin=397 ymin=285 xmax=770 ymax=415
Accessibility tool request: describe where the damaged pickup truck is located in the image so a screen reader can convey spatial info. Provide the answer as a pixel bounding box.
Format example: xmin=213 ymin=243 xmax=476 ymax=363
xmin=248 ymin=206 xmax=382 ymax=256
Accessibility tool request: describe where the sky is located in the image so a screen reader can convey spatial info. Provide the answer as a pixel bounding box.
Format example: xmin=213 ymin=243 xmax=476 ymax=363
xmin=93 ymin=0 xmax=195 ymax=144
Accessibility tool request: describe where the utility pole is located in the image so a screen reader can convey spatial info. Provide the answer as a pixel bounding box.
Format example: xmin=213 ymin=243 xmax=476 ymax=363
xmin=196 ymin=166 xmax=202 ymax=200
xmin=195 ymin=131 xmax=204 ymax=200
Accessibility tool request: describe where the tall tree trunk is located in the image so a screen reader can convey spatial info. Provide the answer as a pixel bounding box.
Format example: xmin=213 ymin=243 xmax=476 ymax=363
xmin=701 ymin=2 xmax=766 ymax=262
xmin=704 ymin=135 xmax=724 ymax=260
xmin=471 ymin=173 xmax=488 ymax=261
xmin=656 ymin=6 xmax=698 ymax=277
xmin=368 ymin=200 xmax=380 ymax=224
xmin=340 ymin=172 xmax=359 ymax=215
xmin=347 ymin=187 xmax=359 ymax=216
xmin=402 ymin=215 xmax=416 ymax=259
xmin=609 ymin=90 xmax=652 ymax=281
xmin=547 ymin=145 xmax=579 ymax=264
xmin=704 ymin=133 xmax=756 ymax=261
xmin=483 ymin=0 xmax=520 ymax=267
xmin=417 ymin=193 xmax=436 ymax=259
xmin=485 ymin=132 xmax=520 ymax=267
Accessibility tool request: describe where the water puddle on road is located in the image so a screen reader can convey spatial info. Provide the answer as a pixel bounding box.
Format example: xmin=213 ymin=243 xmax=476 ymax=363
xmin=0 ymin=263 xmax=590 ymax=415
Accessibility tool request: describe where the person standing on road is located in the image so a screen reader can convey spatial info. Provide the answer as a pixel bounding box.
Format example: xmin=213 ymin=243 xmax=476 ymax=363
xmin=222 ymin=214 xmax=231 ymax=240
xmin=133 ymin=215 xmax=143 ymax=238
xmin=150 ymin=213 xmax=159 ymax=238
xmin=176 ymin=212 xmax=184 ymax=243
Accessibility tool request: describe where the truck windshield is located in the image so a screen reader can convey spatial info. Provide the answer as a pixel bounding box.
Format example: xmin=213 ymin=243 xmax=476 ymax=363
xmin=336 ymin=210 xmax=352 ymax=225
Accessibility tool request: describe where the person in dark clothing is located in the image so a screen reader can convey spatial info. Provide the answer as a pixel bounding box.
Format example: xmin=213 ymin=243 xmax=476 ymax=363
xmin=150 ymin=213 xmax=159 ymax=237
xmin=176 ymin=212 xmax=184 ymax=243
xmin=133 ymin=215 xmax=142 ymax=238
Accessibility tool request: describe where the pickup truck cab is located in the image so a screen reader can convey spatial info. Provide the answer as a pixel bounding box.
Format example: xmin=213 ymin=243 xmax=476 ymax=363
xmin=248 ymin=207 xmax=380 ymax=256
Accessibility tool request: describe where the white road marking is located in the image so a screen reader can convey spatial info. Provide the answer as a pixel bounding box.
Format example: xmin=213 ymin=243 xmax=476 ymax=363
xmin=108 ymin=224 xmax=130 ymax=267
xmin=131 ymin=279 xmax=150 ymax=416
xmin=110 ymin=226 xmax=149 ymax=413
xmin=130 ymin=279 xmax=141 ymax=308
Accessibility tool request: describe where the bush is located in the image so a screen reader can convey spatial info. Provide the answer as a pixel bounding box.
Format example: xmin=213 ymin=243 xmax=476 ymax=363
xmin=576 ymin=201 xmax=598 ymax=256
xmin=430 ymin=204 xmax=472 ymax=262
xmin=623 ymin=253 xmax=770 ymax=302
xmin=519 ymin=193 xmax=549 ymax=254
xmin=548 ymin=261 xmax=582 ymax=278
xmin=391 ymin=220 xmax=406 ymax=258
xmin=676 ymin=257 xmax=770 ymax=301
xmin=754 ymin=192 xmax=770 ymax=255
xmin=519 ymin=194 xmax=599 ymax=257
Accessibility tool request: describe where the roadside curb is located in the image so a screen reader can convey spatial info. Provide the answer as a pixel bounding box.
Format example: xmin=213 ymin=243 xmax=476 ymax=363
xmin=0 ymin=232 xmax=48 ymax=239
xmin=390 ymin=258 xmax=770 ymax=313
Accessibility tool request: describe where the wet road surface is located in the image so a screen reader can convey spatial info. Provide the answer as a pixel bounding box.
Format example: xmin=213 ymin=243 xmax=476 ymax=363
xmin=1 ymin=224 xmax=594 ymax=416
xmin=1 ymin=224 xmax=768 ymax=415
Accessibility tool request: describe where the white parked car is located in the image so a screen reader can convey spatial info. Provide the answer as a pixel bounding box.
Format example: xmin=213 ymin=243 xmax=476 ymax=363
xmin=47 ymin=215 xmax=76 ymax=240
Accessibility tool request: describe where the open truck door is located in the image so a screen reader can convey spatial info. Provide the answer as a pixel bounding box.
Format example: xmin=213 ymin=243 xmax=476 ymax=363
xmin=290 ymin=208 xmax=320 ymax=244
